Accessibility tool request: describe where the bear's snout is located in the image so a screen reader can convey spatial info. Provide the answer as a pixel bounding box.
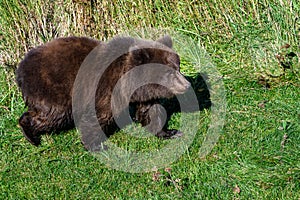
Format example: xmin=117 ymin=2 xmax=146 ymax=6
xmin=169 ymin=71 xmax=190 ymax=95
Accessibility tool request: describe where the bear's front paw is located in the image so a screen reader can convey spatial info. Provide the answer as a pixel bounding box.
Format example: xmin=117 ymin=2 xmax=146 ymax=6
xmin=156 ymin=129 xmax=183 ymax=139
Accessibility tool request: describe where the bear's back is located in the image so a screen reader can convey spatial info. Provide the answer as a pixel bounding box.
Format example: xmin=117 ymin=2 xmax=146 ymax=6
xmin=16 ymin=37 xmax=101 ymax=107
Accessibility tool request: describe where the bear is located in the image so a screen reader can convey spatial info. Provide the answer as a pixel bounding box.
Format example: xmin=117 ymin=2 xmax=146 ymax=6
xmin=16 ymin=35 xmax=191 ymax=150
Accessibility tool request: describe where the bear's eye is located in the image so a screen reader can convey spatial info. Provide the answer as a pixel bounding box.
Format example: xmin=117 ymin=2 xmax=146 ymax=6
xmin=167 ymin=70 xmax=176 ymax=77
xmin=166 ymin=55 xmax=180 ymax=70
xmin=166 ymin=62 xmax=179 ymax=71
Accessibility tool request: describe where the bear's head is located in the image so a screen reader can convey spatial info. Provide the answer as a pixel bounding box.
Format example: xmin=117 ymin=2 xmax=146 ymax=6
xmin=123 ymin=35 xmax=191 ymax=102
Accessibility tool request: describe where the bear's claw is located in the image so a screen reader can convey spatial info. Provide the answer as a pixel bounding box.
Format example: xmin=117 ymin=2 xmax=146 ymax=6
xmin=156 ymin=129 xmax=183 ymax=139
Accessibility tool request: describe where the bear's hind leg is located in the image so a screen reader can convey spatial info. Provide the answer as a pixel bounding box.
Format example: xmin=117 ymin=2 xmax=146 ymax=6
xmin=20 ymin=106 xmax=73 ymax=146
xmin=19 ymin=111 xmax=43 ymax=146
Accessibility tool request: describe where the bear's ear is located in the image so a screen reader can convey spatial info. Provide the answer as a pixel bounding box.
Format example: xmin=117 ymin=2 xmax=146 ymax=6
xmin=156 ymin=35 xmax=172 ymax=48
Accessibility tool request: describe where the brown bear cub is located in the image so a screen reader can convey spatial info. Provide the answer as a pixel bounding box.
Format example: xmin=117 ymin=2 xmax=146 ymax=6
xmin=16 ymin=35 xmax=190 ymax=149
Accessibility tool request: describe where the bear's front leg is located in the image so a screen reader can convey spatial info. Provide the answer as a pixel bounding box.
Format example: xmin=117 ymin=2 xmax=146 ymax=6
xmin=134 ymin=102 xmax=183 ymax=139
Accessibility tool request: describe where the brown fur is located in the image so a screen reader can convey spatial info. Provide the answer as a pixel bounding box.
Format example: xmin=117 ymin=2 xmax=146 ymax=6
xmin=16 ymin=35 xmax=190 ymax=148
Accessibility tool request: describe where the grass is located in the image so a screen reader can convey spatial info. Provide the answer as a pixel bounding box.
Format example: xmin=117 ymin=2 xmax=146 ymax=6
xmin=0 ymin=0 xmax=300 ymax=199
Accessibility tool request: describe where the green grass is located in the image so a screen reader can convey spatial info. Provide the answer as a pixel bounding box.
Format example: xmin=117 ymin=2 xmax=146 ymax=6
xmin=1 ymin=0 xmax=300 ymax=199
